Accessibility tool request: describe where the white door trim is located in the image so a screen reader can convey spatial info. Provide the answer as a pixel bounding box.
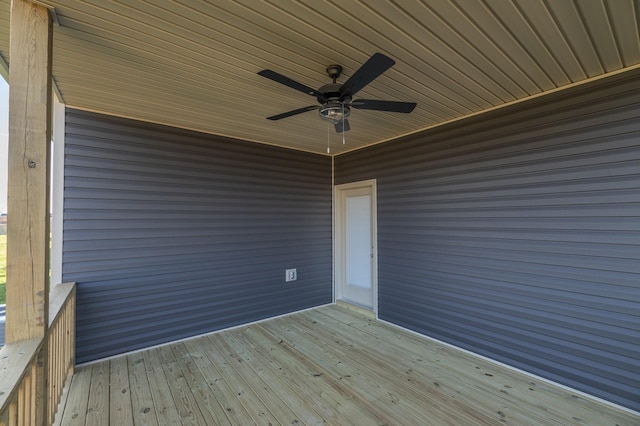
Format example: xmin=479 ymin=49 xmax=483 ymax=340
xmin=334 ymin=179 xmax=378 ymax=315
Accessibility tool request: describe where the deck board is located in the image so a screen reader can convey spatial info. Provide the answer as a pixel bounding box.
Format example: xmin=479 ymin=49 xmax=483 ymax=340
xmin=168 ymin=342 xmax=231 ymax=426
xmin=85 ymin=361 xmax=109 ymax=426
xmin=55 ymin=305 xmax=639 ymax=425
xmin=182 ymin=338 xmax=254 ymax=425
xmin=126 ymin=353 xmax=158 ymax=426
xmin=272 ymin=312 xmax=489 ymax=424
xmin=58 ymin=364 xmax=91 ymax=425
xmin=141 ymin=348 xmax=182 ymax=425
xmin=156 ymin=345 xmax=208 ymax=425
xmin=109 ymin=356 xmax=133 ymax=424
xmin=261 ymin=316 xmax=431 ymax=425
xmin=223 ymin=327 xmax=331 ymax=425
xmin=203 ymin=335 xmax=280 ymax=425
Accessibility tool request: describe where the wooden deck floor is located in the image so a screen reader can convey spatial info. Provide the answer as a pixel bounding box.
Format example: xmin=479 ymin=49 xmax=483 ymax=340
xmin=55 ymin=305 xmax=638 ymax=425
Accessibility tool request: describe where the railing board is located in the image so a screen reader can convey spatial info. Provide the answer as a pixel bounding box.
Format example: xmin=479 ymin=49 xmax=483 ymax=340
xmin=0 ymin=339 xmax=42 ymax=411
xmin=0 ymin=282 xmax=76 ymax=425
xmin=48 ymin=283 xmax=76 ymax=327
xmin=47 ymin=283 xmax=76 ymax=424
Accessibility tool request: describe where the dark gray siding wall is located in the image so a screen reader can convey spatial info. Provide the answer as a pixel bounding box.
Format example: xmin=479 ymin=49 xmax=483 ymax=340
xmin=335 ymin=71 xmax=640 ymax=411
xmin=63 ymin=109 xmax=332 ymax=364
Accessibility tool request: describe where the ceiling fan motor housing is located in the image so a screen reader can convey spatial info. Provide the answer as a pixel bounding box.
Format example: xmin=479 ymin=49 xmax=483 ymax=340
xmin=317 ymin=83 xmax=350 ymax=103
xmin=326 ymin=64 xmax=343 ymax=82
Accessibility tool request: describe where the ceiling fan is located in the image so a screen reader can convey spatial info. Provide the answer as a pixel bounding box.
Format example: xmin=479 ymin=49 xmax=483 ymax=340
xmin=257 ymin=53 xmax=417 ymax=133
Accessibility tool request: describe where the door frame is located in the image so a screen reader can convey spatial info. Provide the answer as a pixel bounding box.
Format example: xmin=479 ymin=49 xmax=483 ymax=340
xmin=334 ymin=179 xmax=378 ymax=315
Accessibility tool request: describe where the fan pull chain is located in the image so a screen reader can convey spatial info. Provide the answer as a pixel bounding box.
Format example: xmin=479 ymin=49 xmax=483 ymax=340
xmin=342 ymin=103 xmax=346 ymax=145
xmin=326 ymin=123 xmax=331 ymax=154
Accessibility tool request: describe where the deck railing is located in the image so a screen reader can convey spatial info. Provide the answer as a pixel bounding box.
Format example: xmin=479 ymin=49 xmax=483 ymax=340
xmin=47 ymin=283 xmax=76 ymax=424
xmin=0 ymin=282 xmax=76 ymax=426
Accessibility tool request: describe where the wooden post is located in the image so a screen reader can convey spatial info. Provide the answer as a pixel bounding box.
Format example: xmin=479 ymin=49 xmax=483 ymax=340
xmin=6 ymin=0 xmax=53 ymax=422
xmin=6 ymin=0 xmax=53 ymax=341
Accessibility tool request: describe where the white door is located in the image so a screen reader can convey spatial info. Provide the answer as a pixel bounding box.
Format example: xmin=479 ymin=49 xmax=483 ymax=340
xmin=335 ymin=180 xmax=377 ymax=312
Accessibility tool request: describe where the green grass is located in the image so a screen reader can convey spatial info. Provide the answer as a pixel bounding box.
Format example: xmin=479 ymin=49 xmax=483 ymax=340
xmin=0 ymin=234 xmax=5 ymax=304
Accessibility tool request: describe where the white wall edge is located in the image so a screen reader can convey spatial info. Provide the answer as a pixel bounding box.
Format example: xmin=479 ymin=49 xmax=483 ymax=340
xmin=50 ymin=92 xmax=65 ymax=286
xmin=377 ymin=318 xmax=640 ymax=417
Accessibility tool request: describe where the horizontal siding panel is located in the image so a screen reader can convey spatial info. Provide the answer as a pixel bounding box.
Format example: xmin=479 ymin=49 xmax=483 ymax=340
xmin=386 ymin=270 xmax=638 ymax=329
xmin=381 ymin=244 xmax=640 ymax=274
xmin=62 ymin=166 xmax=330 ymax=192
xmin=68 ymin=235 xmax=331 ymax=255
xmin=379 ymin=227 xmax=640 ymax=246
xmin=335 ymin=71 xmax=640 ymax=411
xmin=380 ymin=245 xmax=640 ymax=289
xmin=385 ymin=278 xmax=638 ymax=344
xmin=63 ymin=236 xmax=332 ymax=252
xmin=64 ymin=218 xmax=332 ymax=231
xmin=382 ymin=193 xmax=640 ymax=212
xmin=63 ymin=251 xmax=332 ymax=281
xmin=63 ymin=226 xmax=330 ymax=239
xmin=378 ymin=256 xmax=639 ymax=304
xmin=380 ymin=216 xmax=640 ymax=232
xmin=336 ymin=83 xmax=640 ymax=172
xmin=376 ymin=123 xmax=640 ymax=176
xmin=63 ymin=109 xmax=332 ymax=363
xmin=381 ymin=295 xmax=638 ymax=373
xmin=379 ymin=204 xmax=640 ymax=218
xmin=383 ymin=233 xmax=639 ymax=253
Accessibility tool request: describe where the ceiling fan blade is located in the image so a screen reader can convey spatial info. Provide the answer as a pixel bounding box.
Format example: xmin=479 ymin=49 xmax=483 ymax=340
xmin=339 ymin=53 xmax=395 ymax=98
xmin=266 ymin=105 xmax=318 ymax=120
xmin=258 ymin=69 xmax=322 ymax=98
xmin=351 ymin=99 xmax=417 ymax=113
xmin=334 ymin=119 xmax=350 ymax=133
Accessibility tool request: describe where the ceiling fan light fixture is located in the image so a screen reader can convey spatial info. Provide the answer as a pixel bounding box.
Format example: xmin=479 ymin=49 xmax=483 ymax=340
xmin=319 ymin=101 xmax=350 ymax=123
xmin=258 ymin=53 xmax=416 ymax=137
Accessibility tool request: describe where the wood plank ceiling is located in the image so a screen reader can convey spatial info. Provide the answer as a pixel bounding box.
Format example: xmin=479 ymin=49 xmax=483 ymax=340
xmin=0 ymin=0 xmax=639 ymax=155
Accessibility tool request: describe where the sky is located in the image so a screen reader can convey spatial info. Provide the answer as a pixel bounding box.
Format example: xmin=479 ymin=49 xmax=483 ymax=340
xmin=0 ymin=78 xmax=7 ymax=214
